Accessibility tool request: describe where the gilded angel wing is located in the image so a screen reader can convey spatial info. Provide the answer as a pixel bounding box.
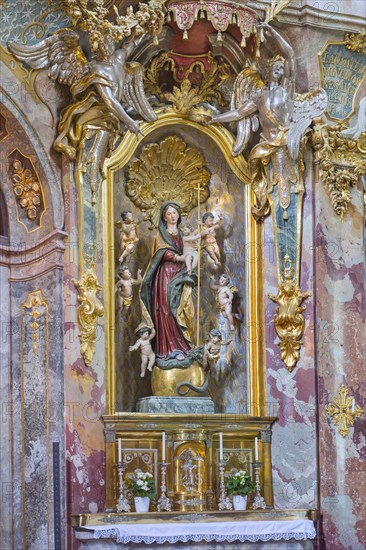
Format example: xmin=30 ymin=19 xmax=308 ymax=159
xmin=123 ymin=62 xmax=157 ymax=122
xmin=7 ymin=29 xmax=89 ymax=88
xmin=287 ymin=88 xmax=328 ymax=160
xmin=231 ymin=66 xmax=263 ymax=156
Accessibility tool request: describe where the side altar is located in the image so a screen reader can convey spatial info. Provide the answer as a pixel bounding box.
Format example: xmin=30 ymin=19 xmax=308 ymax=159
xmin=8 ymin=0 xmax=348 ymax=546
xmin=72 ymin=414 xmax=318 ymax=548
xmin=103 ymin=414 xmax=276 ymax=512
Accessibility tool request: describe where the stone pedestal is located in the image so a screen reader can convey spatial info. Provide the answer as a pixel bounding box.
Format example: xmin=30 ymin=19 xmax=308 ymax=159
xmin=136 ymin=396 xmax=215 ymax=414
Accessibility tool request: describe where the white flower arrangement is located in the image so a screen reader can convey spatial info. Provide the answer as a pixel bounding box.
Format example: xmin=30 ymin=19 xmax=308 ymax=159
xmin=128 ymin=468 xmax=155 ymax=498
xmin=225 ymin=469 xmax=254 ymax=497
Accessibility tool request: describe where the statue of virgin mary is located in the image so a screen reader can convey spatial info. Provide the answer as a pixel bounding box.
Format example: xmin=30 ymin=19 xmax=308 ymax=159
xmin=140 ymin=201 xmax=206 ymax=395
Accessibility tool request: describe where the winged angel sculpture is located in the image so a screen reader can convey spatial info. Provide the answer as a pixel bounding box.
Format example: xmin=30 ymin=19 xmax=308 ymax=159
xmin=8 ymin=0 xmax=166 ymax=204
xmin=211 ymin=23 xmax=327 ymax=221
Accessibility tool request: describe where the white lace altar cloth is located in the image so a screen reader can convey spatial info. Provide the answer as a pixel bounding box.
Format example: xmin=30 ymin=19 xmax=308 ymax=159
xmin=85 ymin=520 xmax=316 ymax=544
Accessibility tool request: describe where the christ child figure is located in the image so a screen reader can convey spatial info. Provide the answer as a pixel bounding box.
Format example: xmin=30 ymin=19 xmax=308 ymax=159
xmin=201 ymin=212 xmax=223 ymax=266
xmin=118 ymin=210 xmax=139 ymax=264
xmin=210 ymin=274 xmax=239 ymax=331
xmin=181 ymin=222 xmax=202 ymax=275
xmin=129 ymin=325 xmax=156 ymax=377
xmin=203 ymin=329 xmax=232 ymax=370
xmin=116 ymin=266 xmax=142 ymax=315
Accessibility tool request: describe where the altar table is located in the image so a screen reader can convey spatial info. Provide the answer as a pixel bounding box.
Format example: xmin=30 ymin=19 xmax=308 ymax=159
xmin=76 ymin=518 xmax=316 ymax=548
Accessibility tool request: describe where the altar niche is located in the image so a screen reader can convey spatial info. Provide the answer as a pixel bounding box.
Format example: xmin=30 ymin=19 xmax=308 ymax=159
xmin=103 ymin=112 xmax=265 ymax=416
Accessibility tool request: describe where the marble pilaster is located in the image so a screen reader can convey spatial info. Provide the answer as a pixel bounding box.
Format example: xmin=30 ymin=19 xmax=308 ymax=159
xmin=314 ymin=171 xmax=365 ymax=550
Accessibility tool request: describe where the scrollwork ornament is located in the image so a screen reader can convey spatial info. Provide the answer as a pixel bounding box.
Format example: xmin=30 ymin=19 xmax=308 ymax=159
xmin=312 ymin=119 xmax=366 ymax=220
xmin=268 ymin=255 xmax=311 ymax=371
xmin=325 ymin=385 xmax=363 ymax=437
xmin=125 ymin=135 xmax=211 ymax=227
xmin=73 ymin=267 xmax=104 ymax=366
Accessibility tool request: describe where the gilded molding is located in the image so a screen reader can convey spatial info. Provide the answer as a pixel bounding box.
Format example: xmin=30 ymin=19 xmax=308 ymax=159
xmin=22 ymin=290 xmax=47 ymax=355
xmin=73 ymin=267 xmax=104 ymax=367
xmin=325 ymin=385 xmax=363 ymax=437
xmin=268 ymin=255 xmax=311 ymax=372
xmin=312 ymin=118 xmax=366 ymax=220
xmin=125 ymin=135 xmax=211 ymax=227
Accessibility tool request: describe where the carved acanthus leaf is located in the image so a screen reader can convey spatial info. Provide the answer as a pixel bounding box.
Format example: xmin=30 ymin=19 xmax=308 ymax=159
xmin=268 ymin=255 xmax=311 ymax=371
xmin=73 ymin=267 xmax=104 ymax=366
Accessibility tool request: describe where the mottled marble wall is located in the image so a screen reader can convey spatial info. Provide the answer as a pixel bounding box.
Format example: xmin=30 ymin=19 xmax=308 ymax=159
xmin=1 ymin=35 xmax=67 ymax=545
xmin=62 ymin=158 xmax=106 ymax=548
xmin=9 ymin=269 xmax=66 ymax=550
xmin=262 ymin=21 xmax=365 ymax=549
xmin=264 ymin=146 xmax=317 ymax=512
xmin=315 ymin=174 xmax=365 ymax=550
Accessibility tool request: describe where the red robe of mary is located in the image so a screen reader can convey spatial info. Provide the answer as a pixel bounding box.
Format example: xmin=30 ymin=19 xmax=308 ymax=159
xmin=152 ymin=234 xmax=191 ymax=358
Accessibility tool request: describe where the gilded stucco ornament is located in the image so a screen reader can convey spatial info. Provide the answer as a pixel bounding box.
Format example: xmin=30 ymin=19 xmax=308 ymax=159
xmin=10 ymin=155 xmax=44 ymax=223
xmin=125 ymin=135 xmax=211 ymax=228
xmin=8 ymin=1 xmax=167 ymax=366
xmin=325 ymin=385 xmax=363 ymax=437
xmin=268 ymin=255 xmax=311 ymax=371
xmin=312 ymin=116 xmax=366 ymax=221
xmin=345 ymin=32 xmax=366 ymax=56
xmin=145 ymin=51 xmax=229 ymax=120
xmin=73 ymin=266 xmax=104 ymax=367
xmin=22 ymin=290 xmax=47 ymax=356
xmin=8 ymin=0 xmax=166 ymax=205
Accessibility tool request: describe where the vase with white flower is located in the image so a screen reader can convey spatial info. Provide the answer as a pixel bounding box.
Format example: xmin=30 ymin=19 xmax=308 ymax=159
xmin=128 ymin=469 xmax=155 ymax=512
xmin=225 ymin=470 xmax=254 ymax=510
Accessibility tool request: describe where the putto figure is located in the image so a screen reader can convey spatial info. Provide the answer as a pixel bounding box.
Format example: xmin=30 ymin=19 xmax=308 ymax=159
xmin=116 ymin=266 xmax=142 ymax=315
xmin=203 ymin=329 xmax=232 ymax=371
xmin=211 ymin=23 xmax=327 ymax=220
xmin=181 ymin=222 xmax=202 ymax=275
xmin=201 ymin=212 xmax=223 ymax=266
xmin=210 ymin=274 xmax=240 ymax=331
xmin=117 ymin=211 xmax=140 ymax=264
xmin=129 ymin=325 xmax=156 ymax=377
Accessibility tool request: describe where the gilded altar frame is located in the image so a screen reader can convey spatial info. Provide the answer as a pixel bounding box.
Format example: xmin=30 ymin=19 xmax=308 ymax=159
xmin=103 ymin=110 xmax=266 ymax=417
